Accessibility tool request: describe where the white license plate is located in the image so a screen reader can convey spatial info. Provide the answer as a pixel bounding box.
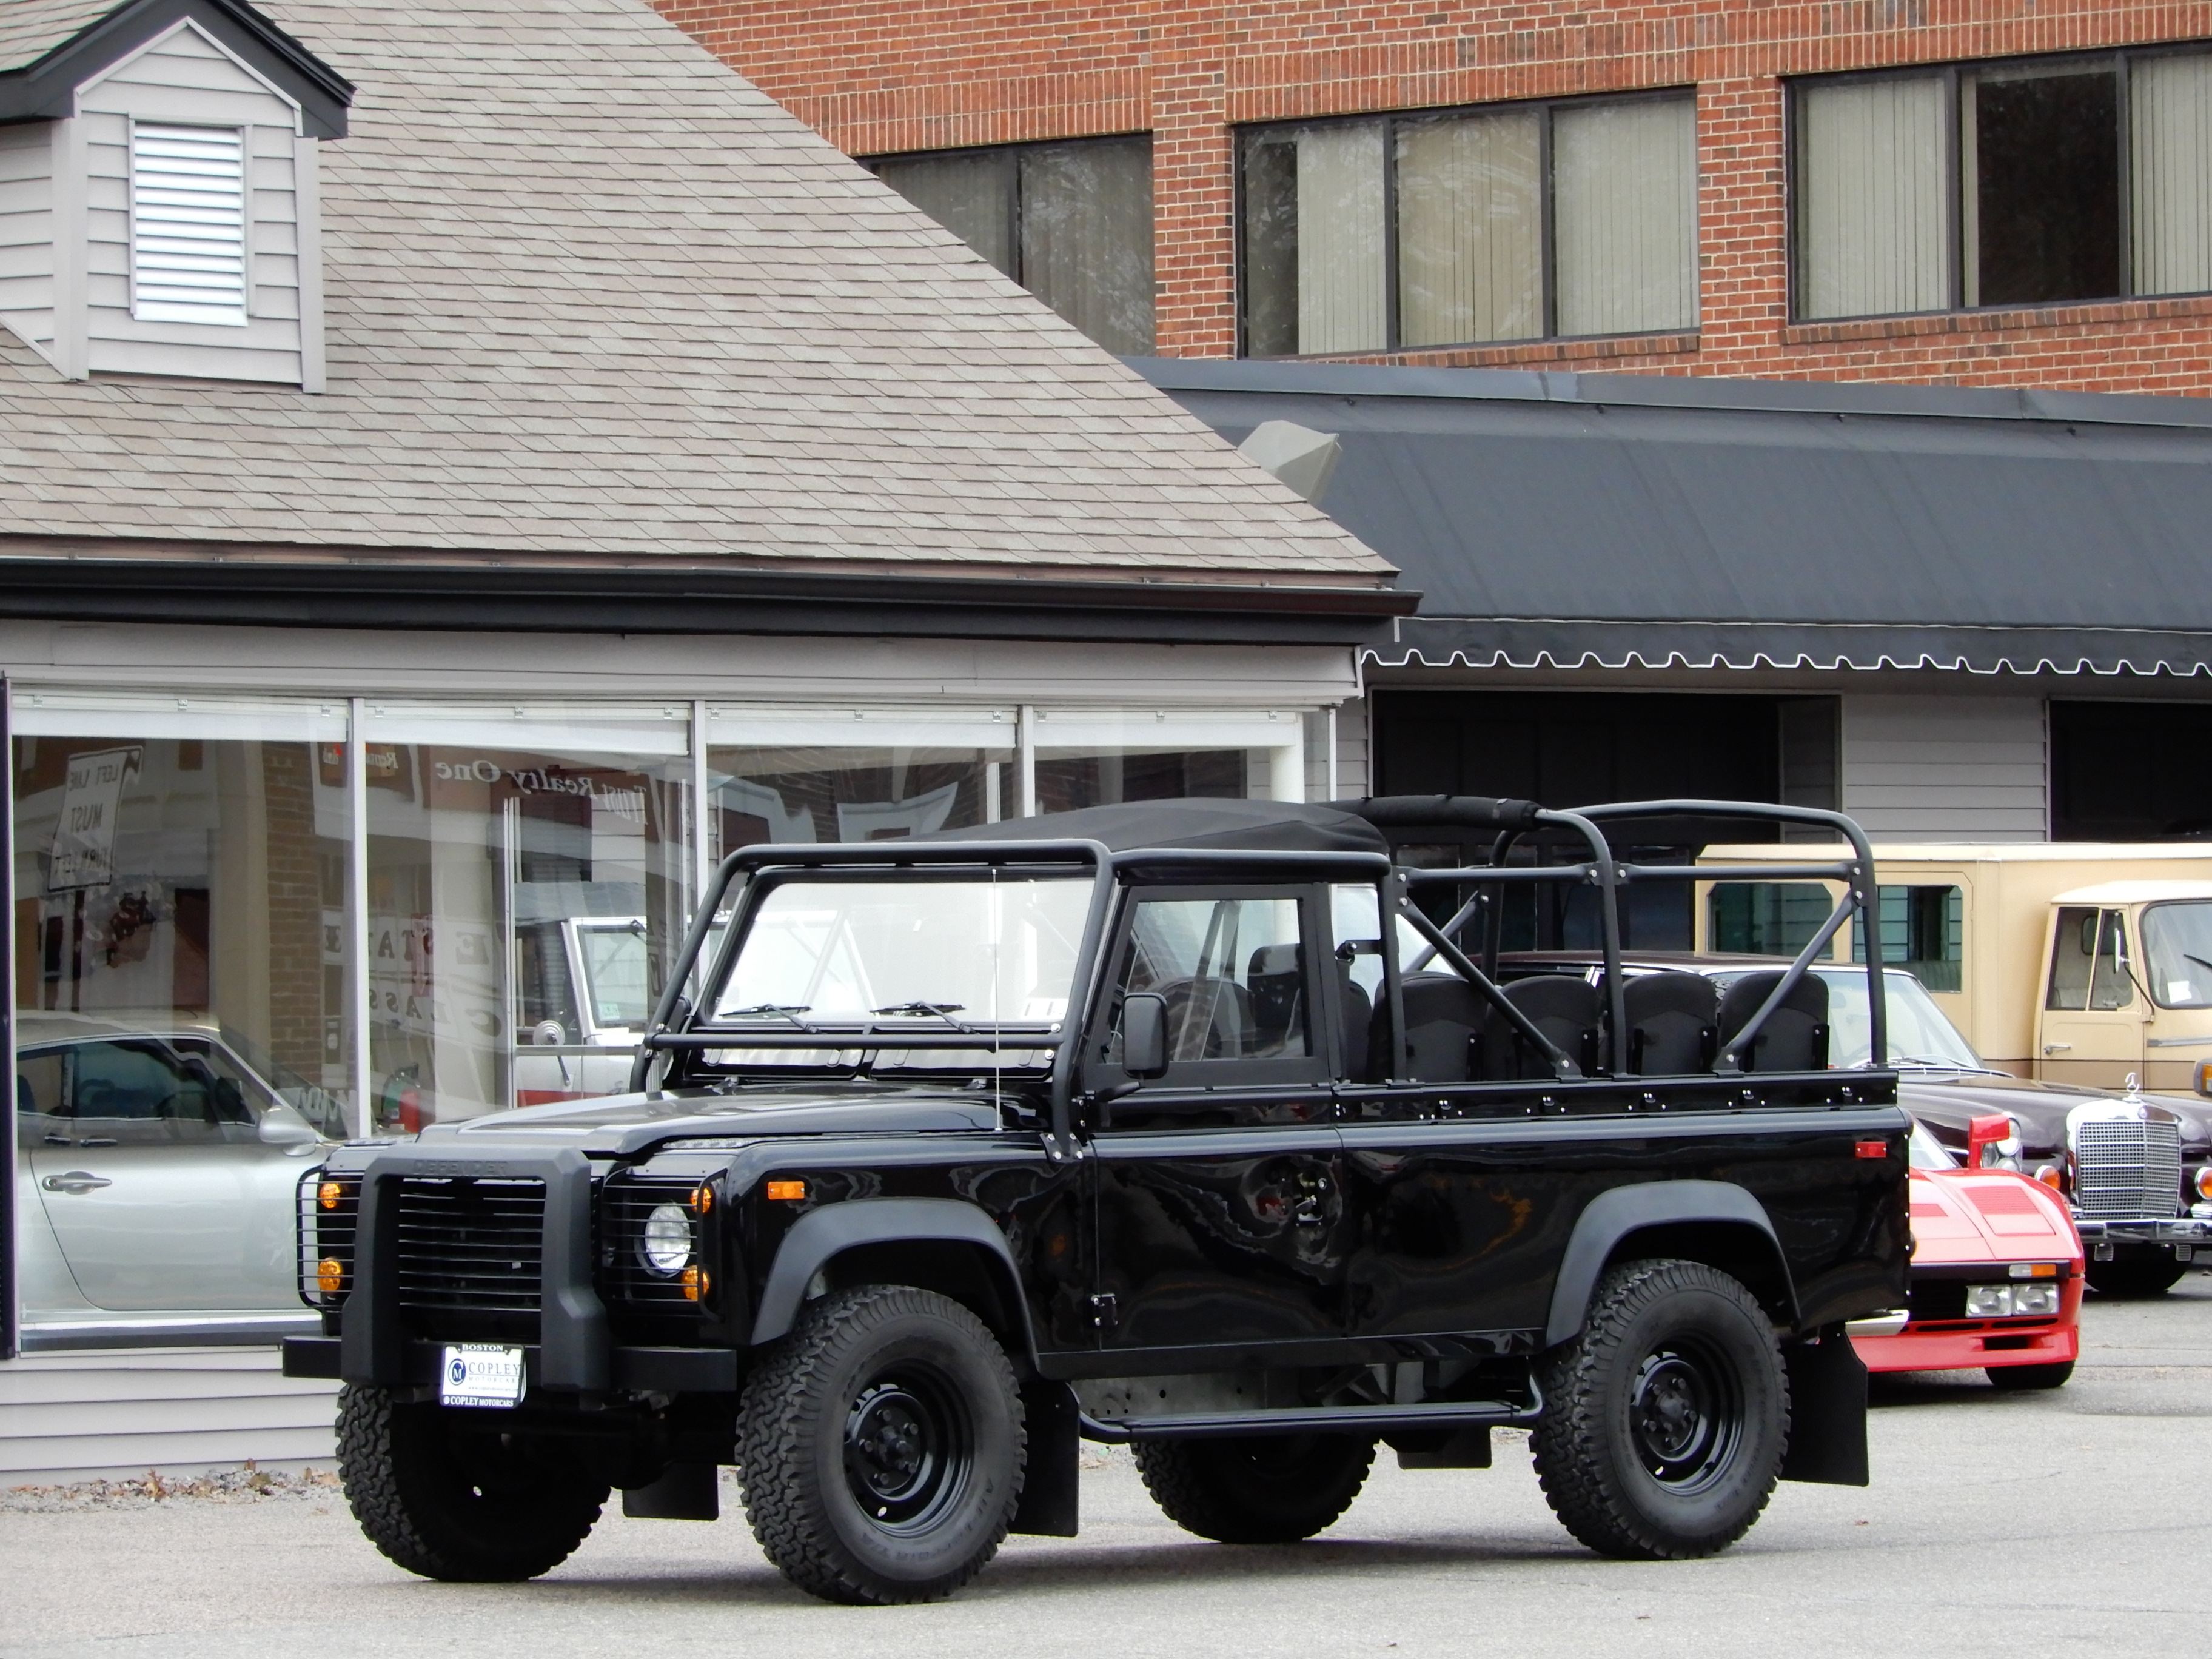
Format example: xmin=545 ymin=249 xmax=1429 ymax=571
xmin=440 ymin=1344 xmax=526 ymax=1409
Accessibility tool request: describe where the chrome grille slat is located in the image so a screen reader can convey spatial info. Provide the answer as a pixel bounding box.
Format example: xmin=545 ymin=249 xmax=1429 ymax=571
xmin=2074 ymin=1117 xmax=2183 ymax=1218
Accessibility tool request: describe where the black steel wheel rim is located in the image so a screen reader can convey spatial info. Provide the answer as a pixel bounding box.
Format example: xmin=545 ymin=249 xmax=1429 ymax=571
xmin=841 ymin=1364 xmax=971 ymax=1535
xmin=1627 ymin=1339 xmax=1741 ymax=1492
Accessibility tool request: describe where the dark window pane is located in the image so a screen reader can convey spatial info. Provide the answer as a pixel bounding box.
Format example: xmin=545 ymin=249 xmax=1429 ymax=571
xmin=1018 ymin=136 xmax=1155 ymax=355
xmin=1971 ymin=68 xmax=2120 ymax=306
xmin=1241 ymin=133 xmax=1301 ymax=355
xmin=874 ymin=152 xmax=1016 ymax=276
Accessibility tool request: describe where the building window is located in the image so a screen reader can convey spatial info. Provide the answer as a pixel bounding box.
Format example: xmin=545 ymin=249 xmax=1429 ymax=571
xmin=129 ymin=122 xmax=247 ymax=327
xmin=1238 ymin=92 xmax=1698 ymax=358
xmin=869 ymin=136 xmax=1155 ymax=355
xmin=1794 ymin=47 xmax=2212 ymax=320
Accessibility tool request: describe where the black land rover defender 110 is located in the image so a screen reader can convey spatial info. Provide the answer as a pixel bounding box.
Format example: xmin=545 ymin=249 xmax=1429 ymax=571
xmin=286 ymin=794 xmax=1909 ymax=1604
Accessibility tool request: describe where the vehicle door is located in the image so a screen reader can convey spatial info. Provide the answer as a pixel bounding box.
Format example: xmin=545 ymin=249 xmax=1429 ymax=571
xmin=23 ymin=1035 xmax=321 ymax=1310
xmin=2039 ymin=907 xmax=2147 ymax=1089
xmin=1084 ymin=883 xmax=1350 ymax=1361
xmin=14 ymin=1054 xmax=95 ymax=1318
xmin=1328 ymin=885 xmax=1583 ymax=1342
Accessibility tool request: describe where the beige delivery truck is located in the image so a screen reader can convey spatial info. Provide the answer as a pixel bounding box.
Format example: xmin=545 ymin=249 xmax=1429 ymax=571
xmin=1694 ymin=843 xmax=2212 ymax=1096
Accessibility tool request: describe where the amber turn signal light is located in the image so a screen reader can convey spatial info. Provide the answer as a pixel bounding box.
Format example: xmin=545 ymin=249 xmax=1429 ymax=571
xmin=318 ymin=1181 xmax=342 ymax=1211
xmin=2036 ymin=1164 xmax=2066 ymax=1190
xmin=317 ymin=1258 xmax=344 ymax=1295
xmin=682 ymin=1266 xmax=709 ymax=1302
xmin=2196 ymin=1165 xmax=2212 ymax=1201
xmin=765 ymin=1179 xmax=807 ymax=1202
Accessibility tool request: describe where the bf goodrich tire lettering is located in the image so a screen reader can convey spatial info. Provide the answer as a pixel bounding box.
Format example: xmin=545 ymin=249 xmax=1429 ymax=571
xmin=1532 ymin=1258 xmax=1788 ymax=1561
xmin=337 ymin=1383 xmax=609 ymax=1581
xmin=737 ymin=1284 xmax=1025 ymax=1605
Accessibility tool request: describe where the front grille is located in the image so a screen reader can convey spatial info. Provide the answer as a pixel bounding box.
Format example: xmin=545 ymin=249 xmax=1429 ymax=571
xmin=301 ymin=1170 xmax=360 ymax=1309
xmin=2074 ymin=1116 xmax=2184 ymax=1219
xmin=1906 ymin=1279 xmax=1968 ymax=1322
xmin=394 ymin=1176 xmax=546 ymax=1317
xmin=599 ymin=1173 xmax=704 ymax=1314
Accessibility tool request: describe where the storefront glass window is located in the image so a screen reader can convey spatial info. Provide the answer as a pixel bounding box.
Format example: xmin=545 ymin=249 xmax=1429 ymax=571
xmin=13 ymin=696 xmax=355 ymax=1138
xmin=360 ymin=704 xmax=693 ymax=1127
xmin=1028 ymin=709 xmax=1306 ymax=811
xmin=705 ymin=709 xmax=1016 ymax=858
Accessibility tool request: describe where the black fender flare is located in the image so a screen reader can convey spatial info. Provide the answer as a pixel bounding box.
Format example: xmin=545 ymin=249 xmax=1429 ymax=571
xmin=1543 ymin=1180 xmax=1796 ymax=1348
xmin=749 ymin=1197 xmax=1036 ymax=1358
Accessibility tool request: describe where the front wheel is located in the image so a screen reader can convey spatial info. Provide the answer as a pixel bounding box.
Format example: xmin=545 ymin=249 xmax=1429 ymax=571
xmin=1133 ymin=1434 xmax=1374 ymax=1543
xmin=737 ymin=1284 xmax=1024 ymax=1605
xmin=1532 ymin=1258 xmax=1788 ymax=1561
xmin=336 ymin=1384 xmax=609 ymax=1581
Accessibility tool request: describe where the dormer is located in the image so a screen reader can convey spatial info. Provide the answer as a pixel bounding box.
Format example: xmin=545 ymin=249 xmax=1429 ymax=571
xmin=0 ymin=0 xmax=350 ymax=388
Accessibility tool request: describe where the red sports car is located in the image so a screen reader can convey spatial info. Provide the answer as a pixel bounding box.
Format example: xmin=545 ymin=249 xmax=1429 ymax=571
xmin=1851 ymin=1118 xmax=2085 ymax=1389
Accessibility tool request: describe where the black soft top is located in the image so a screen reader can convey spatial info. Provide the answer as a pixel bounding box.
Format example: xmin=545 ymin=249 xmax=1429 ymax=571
xmin=912 ymin=798 xmax=1389 ymax=856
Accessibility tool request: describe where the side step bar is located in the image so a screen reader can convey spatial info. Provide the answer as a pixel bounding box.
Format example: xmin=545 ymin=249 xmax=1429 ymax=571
xmin=1079 ymin=1395 xmax=1541 ymax=1443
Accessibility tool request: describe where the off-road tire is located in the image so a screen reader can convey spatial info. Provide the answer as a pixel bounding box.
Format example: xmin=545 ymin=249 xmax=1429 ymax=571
xmin=1132 ymin=1434 xmax=1375 ymax=1544
xmin=2086 ymin=1256 xmax=2187 ymax=1299
xmin=737 ymin=1284 xmax=1024 ymax=1605
xmin=336 ymin=1384 xmax=608 ymax=1581
xmin=1532 ymin=1258 xmax=1789 ymax=1561
xmin=1987 ymin=1361 xmax=2074 ymax=1391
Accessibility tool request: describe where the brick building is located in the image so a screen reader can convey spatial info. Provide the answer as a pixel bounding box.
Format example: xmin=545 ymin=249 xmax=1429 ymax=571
xmin=658 ymin=0 xmax=2212 ymax=394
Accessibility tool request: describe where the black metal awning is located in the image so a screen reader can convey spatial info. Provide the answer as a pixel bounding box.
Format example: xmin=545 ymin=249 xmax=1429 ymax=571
xmin=1138 ymin=359 xmax=2212 ymax=677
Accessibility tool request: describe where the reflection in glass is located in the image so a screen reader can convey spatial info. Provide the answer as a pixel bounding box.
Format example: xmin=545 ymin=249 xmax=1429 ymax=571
xmin=1968 ymin=65 xmax=2119 ymax=307
xmin=14 ymin=733 xmax=352 ymax=1127
xmin=2138 ymin=901 xmax=2212 ymax=1008
xmin=1241 ymin=122 xmax=1388 ymax=356
xmin=365 ymin=739 xmax=689 ymax=1126
xmin=1396 ymin=109 xmax=1541 ymax=347
xmin=707 ymin=743 xmax=1011 ymax=856
xmin=1553 ymin=97 xmax=1698 ymax=335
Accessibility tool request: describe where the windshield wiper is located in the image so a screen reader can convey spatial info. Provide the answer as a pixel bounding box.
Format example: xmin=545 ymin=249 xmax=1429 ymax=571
xmin=870 ymin=1001 xmax=978 ymax=1033
xmin=721 ymin=1003 xmax=817 ymax=1030
xmin=1889 ymin=1054 xmax=2006 ymax=1074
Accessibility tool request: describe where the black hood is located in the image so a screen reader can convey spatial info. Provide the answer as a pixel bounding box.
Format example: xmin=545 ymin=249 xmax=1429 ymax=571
xmin=1899 ymin=1071 xmax=2212 ymax=1156
xmin=421 ymin=1082 xmax=1002 ymax=1156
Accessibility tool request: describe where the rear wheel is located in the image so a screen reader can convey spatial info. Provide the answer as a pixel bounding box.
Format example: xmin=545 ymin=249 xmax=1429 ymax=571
xmin=2085 ymin=1255 xmax=2187 ymax=1298
xmin=1532 ymin=1258 xmax=1788 ymax=1561
xmin=337 ymin=1384 xmax=608 ymax=1581
xmin=1987 ymin=1361 xmax=2074 ymax=1391
xmin=1133 ymin=1433 xmax=1374 ymax=1543
xmin=737 ymin=1284 xmax=1024 ymax=1605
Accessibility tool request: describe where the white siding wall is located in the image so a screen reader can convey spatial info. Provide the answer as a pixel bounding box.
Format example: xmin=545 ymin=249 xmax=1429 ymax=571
xmin=74 ymin=21 xmax=309 ymax=385
xmin=1334 ymin=695 xmax=1371 ymax=798
xmin=1840 ymin=693 xmax=2048 ymax=840
xmin=0 ymin=1347 xmax=337 ymax=1486
xmin=0 ymin=121 xmax=55 ymax=358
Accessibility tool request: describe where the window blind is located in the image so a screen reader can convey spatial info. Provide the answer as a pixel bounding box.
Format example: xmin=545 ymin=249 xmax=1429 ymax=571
xmin=2133 ymin=53 xmax=2212 ymax=297
xmin=875 ymin=151 xmax=1016 ymax=276
xmin=1552 ymin=98 xmax=1698 ymax=336
xmin=1294 ymin=124 xmax=1387 ymax=354
xmin=130 ymin=123 xmax=247 ymax=327
xmin=1797 ymin=78 xmax=1951 ymax=320
xmin=1396 ymin=109 xmax=1542 ymax=347
xmin=1017 ymin=137 xmax=1156 ymax=355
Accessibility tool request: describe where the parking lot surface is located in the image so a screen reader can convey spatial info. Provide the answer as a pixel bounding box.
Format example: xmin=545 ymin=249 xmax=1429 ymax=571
xmin=6 ymin=1281 xmax=2211 ymax=1659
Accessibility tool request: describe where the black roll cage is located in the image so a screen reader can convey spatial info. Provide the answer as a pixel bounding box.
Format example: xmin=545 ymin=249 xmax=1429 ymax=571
xmin=631 ymin=797 xmax=1885 ymax=1150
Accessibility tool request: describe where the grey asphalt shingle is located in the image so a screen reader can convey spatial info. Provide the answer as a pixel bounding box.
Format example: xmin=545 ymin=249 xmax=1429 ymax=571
xmin=0 ymin=0 xmax=1390 ymax=585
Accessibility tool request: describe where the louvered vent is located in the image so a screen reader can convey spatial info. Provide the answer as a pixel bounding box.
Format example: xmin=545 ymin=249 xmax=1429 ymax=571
xmin=131 ymin=124 xmax=247 ymax=326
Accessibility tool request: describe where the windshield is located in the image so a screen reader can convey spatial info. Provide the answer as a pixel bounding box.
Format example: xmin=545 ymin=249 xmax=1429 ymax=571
xmin=711 ymin=877 xmax=1091 ymax=1030
xmin=1812 ymin=967 xmax=1985 ymax=1070
xmin=2139 ymin=902 xmax=2212 ymax=1008
xmin=578 ymin=922 xmax=651 ymax=1029
xmin=1908 ymin=1121 xmax=1957 ymax=1170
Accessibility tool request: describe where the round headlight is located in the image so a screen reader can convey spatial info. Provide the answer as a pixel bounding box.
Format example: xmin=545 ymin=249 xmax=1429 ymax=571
xmin=642 ymin=1203 xmax=694 ymax=1276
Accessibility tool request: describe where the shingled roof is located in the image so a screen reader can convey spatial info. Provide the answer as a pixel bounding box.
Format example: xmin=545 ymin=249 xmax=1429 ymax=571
xmin=0 ymin=0 xmax=1396 ymax=632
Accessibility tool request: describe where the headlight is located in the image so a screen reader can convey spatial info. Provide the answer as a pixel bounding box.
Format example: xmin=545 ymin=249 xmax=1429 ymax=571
xmin=641 ymin=1203 xmax=694 ymax=1276
xmin=1966 ymin=1282 xmax=2062 ymax=1318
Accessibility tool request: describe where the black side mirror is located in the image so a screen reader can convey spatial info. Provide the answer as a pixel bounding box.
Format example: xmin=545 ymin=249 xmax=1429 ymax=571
xmin=1121 ymin=993 xmax=1169 ymax=1079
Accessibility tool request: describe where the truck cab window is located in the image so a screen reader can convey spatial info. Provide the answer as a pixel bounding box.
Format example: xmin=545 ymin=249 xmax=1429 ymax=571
xmin=2048 ymin=907 xmax=2134 ymax=1011
xmin=2139 ymin=902 xmax=2212 ymax=1008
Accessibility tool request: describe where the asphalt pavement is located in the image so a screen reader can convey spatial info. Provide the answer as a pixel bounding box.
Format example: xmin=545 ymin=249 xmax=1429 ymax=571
xmin=6 ymin=1280 xmax=2211 ymax=1658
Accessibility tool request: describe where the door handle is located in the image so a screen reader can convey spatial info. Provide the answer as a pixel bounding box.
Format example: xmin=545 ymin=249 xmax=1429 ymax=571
xmin=41 ymin=1171 xmax=112 ymax=1194
xmin=2043 ymin=1044 xmax=2073 ymax=1054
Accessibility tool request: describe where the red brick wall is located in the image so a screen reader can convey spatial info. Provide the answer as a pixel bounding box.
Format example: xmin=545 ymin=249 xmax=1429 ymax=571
xmin=655 ymin=0 xmax=2212 ymax=393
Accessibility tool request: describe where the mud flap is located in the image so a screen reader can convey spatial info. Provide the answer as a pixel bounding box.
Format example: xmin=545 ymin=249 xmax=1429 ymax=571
xmin=622 ymin=1461 xmax=720 ymax=1520
xmin=1011 ymin=1379 xmax=1080 ymax=1536
xmin=1779 ymin=1327 xmax=1869 ymax=1487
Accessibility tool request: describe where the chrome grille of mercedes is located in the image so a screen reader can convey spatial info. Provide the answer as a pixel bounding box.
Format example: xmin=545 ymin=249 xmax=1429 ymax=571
xmin=2073 ymin=1117 xmax=2183 ymax=1219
